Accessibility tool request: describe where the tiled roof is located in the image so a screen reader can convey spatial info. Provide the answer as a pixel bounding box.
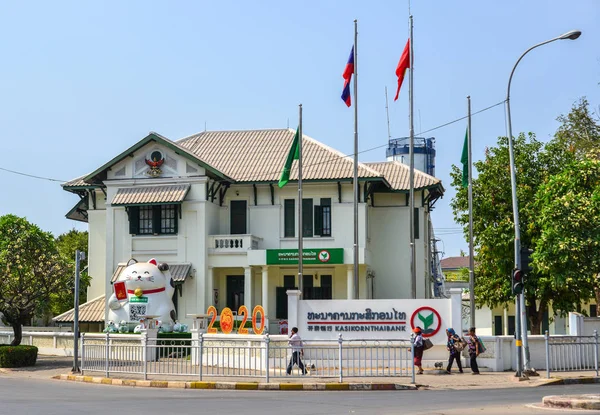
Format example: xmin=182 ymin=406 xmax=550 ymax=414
xmin=176 ymin=129 xmax=382 ymax=183
xmin=363 ymin=160 xmax=441 ymax=191
xmin=62 ymin=175 xmax=91 ymax=188
xmin=52 ymin=295 xmax=105 ymax=323
xmin=111 ymin=184 xmax=191 ymax=206
xmin=111 ymin=262 xmax=192 ymax=283
xmin=440 ymin=256 xmax=471 ymax=270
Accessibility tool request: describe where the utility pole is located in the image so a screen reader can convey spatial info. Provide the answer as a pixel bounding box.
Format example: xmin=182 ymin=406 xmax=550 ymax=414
xmin=72 ymin=250 xmax=85 ymax=373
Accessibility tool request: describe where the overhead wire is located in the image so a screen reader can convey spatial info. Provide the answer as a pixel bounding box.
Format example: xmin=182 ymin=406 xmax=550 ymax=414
xmin=0 ymin=99 xmax=507 ymax=184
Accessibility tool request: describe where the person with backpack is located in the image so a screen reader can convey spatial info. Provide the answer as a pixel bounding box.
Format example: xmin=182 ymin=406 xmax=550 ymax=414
xmin=412 ymin=326 xmax=425 ymax=374
xmin=445 ymin=328 xmax=464 ymax=374
xmin=467 ymin=326 xmax=481 ymax=375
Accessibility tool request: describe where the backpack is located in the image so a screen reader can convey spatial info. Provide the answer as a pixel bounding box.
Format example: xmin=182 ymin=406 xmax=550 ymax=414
xmin=453 ymin=338 xmax=466 ymax=352
xmin=477 ymin=337 xmax=487 ymax=353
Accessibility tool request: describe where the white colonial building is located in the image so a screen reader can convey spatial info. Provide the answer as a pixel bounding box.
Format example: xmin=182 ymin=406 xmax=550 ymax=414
xmin=57 ymin=129 xmax=444 ymax=332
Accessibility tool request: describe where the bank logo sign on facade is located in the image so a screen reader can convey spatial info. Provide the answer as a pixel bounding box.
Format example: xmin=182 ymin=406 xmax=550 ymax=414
xmin=266 ymin=248 xmax=344 ymax=265
xmin=297 ymin=299 xmax=450 ymax=342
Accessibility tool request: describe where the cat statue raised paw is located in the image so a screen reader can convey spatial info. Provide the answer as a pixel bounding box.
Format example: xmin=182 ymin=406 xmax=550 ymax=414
xmin=107 ymin=258 xmax=176 ymax=330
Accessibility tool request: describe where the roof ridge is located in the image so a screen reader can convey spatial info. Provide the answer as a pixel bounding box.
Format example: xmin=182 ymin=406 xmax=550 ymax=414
xmin=177 ymin=128 xmax=292 ymax=143
xmin=302 ymin=134 xmax=383 ymax=177
xmin=365 ymin=160 xmax=440 ymax=183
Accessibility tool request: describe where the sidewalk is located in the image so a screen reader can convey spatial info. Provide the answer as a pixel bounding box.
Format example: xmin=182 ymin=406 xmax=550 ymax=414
xmin=1 ymin=355 xmax=599 ymax=391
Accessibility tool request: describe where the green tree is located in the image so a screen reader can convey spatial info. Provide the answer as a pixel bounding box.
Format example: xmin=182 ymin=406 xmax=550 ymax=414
xmin=48 ymin=230 xmax=90 ymax=317
xmin=0 ymin=215 xmax=71 ymax=345
xmin=553 ymin=98 xmax=600 ymax=159
xmin=534 ymin=156 xmax=600 ymax=316
xmin=450 ymin=134 xmax=587 ymax=334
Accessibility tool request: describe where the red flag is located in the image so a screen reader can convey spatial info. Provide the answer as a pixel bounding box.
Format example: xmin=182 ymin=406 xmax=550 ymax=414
xmin=394 ymin=39 xmax=410 ymax=101
xmin=114 ymin=281 xmax=127 ymax=301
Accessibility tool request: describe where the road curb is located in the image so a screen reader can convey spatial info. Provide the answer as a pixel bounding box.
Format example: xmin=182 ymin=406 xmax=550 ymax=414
xmin=55 ymin=374 xmax=418 ymax=391
xmin=543 ymin=394 xmax=600 ymax=410
xmin=540 ymin=377 xmax=600 ymax=386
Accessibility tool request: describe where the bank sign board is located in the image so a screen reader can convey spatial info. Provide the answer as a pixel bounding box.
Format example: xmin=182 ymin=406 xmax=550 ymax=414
xmin=266 ymin=248 xmax=344 ymax=265
xmin=298 ymin=299 xmax=451 ymax=343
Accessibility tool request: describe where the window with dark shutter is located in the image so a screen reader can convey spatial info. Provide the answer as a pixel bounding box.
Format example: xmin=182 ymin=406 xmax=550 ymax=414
xmin=302 ymin=199 xmax=313 ymax=237
xmin=129 ymin=207 xmax=140 ymax=235
xmin=230 ymin=200 xmax=247 ymax=234
xmin=414 ymin=207 xmax=419 ymax=239
xmin=314 ymin=206 xmax=322 ymax=236
xmin=128 ymin=204 xmax=178 ymax=235
xmin=284 ymin=199 xmax=295 ymax=237
xmin=321 ymin=198 xmax=331 ymax=236
xmin=139 ymin=206 xmax=154 ymax=234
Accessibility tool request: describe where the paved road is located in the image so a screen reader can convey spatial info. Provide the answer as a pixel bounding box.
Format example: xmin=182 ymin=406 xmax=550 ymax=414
xmin=1 ymin=376 xmax=599 ymax=415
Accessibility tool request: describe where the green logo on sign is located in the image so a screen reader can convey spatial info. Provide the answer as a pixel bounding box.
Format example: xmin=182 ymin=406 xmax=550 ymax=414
xmin=418 ymin=312 xmax=434 ymax=332
xmin=130 ymin=297 xmax=148 ymax=303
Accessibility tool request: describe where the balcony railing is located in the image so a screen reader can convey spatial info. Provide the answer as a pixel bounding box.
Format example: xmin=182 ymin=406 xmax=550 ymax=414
xmin=208 ymin=234 xmax=262 ymax=253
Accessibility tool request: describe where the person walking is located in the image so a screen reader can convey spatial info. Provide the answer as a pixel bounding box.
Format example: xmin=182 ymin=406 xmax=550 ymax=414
xmin=286 ymin=327 xmax=307 ymax=375
xmin=445 ymin=328 xmax=464 ymax=374
xmin=467 ymin=327 xmax=480 ymax=375
xmin=412 ymin=327 xmax=425 ymax=374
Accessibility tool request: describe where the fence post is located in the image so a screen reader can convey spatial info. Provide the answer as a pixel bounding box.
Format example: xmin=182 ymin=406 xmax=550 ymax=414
xmin=265 ymin=333 xmax=270 ymax=383
xmin=80 ymin=333 xmax=85 ymax=375
xmin=410 ymin=334 xmax=415 ymax=384
xmin=105 ymin=332 xmax=110 ymax=378
xmin=338 ymin=334 xmax=343 ymax=383
xmin=199 ymin=333 xmax=204 ymax=381
xmin=545 ymin=330 xmax=550 ymax=379
xmin=142 ymin=331 xmax=148 ymax=381
xmin=594 ymin=330 xmax=598 ymax=378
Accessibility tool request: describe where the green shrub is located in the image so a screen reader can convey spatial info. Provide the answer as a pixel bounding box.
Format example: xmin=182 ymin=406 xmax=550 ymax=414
xmin=0 ymin=345 xmax=38 ymax=368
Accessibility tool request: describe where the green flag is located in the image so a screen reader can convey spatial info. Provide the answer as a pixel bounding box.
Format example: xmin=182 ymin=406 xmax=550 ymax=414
xmin=461 ymin=127 xmax=469 ymax=188
xmin=278 ymin=127 xmax=300 ymax=188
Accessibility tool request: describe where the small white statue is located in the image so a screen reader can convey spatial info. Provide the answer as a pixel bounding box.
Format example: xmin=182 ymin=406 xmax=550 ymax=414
xmin=103 ymin=320 xmax=118 ymax=333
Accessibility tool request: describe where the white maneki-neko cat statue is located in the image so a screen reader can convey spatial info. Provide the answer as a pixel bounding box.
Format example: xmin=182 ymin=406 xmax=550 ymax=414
xmin=107 ymin=258 xmax=176 ymax=332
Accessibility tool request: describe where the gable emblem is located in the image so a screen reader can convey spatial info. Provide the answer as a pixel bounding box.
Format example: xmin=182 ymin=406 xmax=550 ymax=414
xmin=145 ymin=150 xmax=164 ymax=178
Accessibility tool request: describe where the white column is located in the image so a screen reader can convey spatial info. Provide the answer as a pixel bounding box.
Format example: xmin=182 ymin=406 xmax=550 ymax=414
xmin=503 ymin=307 xmax=509 ymax=336
xmin=244 ymin=266 xmax=253 ymax=312
xmin=347 ymin=265 xmax=355 ymax=300
xmin=206 ymin=266 xmax=214 ymax=310
xmin=261 ymin=266 xmax=269 ymax=318
xmin=286 ymin=289 xmax=302 ymax=329
xmin=449 ymin=288 xmax=463 ymax=334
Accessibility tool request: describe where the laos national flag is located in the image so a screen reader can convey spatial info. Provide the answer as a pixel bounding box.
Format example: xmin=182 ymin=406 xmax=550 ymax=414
xmin=341 ymin=46 xmax=354 ymax=107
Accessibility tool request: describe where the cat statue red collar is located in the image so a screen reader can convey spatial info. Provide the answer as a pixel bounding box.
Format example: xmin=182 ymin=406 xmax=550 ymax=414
xmin=107 ymin=258 xmax=176 ymax=332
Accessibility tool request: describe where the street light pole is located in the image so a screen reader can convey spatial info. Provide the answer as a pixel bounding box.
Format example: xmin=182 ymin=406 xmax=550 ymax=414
xmin=505 ymin=29 xmax=581 ymax=376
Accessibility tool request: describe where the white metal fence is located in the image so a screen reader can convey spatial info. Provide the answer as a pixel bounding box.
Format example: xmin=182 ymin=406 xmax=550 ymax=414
xmin=81 ymin=333 xmax=415 ymax=383
xmin=545 ymin=330 xmax=599 ymax=378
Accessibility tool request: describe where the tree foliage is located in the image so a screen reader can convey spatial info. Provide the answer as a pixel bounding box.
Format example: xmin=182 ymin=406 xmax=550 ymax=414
xmin=0 ymin=215 xmax=71 ymax=345
xmin=450 ymin=133 xmax=589 ymax=334
xmin=47 ymin=229 xmax=90 ymax=317
xmin=534 ymin=156 xmax=600 ymax=316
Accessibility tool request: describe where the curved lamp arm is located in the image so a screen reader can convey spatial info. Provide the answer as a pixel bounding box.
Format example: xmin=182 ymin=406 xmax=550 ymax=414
xmin=507 ymin=30 xmax=581 ymax=102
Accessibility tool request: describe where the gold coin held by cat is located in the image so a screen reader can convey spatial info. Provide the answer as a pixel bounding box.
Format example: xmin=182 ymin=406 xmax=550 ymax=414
xmin=134 ymin=288 xmax=143 ymax=297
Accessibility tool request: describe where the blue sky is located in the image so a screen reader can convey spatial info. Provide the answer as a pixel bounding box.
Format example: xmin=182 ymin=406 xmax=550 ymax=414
xmin=1 ymin=1 xmax=598 ymax=259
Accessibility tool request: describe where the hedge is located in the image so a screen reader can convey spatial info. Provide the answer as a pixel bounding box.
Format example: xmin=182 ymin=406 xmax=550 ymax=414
xmin=157 ymin=332 xmax=191 ymax=358
xmin=0 ymin=345 xmax=38 ymax=368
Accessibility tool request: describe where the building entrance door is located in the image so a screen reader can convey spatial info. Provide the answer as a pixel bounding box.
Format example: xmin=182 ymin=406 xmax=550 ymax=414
xmin=227 ymin=275 xmax=245 ymax=311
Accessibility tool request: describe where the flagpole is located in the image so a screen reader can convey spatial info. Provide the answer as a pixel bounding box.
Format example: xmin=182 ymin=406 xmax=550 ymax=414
xmin=352 ymin=19 xmax=359 ymax=300
xmin=298 ymin=104 xmax=303 ymax=300
xmin=408 ymin=15 xmax=416 ymax=299
xmin=467 ymin=96 xmax=475 ymax=329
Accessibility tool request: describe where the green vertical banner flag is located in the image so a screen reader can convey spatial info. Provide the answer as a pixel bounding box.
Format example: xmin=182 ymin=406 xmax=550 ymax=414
xmin=461 ymin=127 xmax=469 ymax=188
xmin=278 ymin=127 xmax=300 ymax=188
